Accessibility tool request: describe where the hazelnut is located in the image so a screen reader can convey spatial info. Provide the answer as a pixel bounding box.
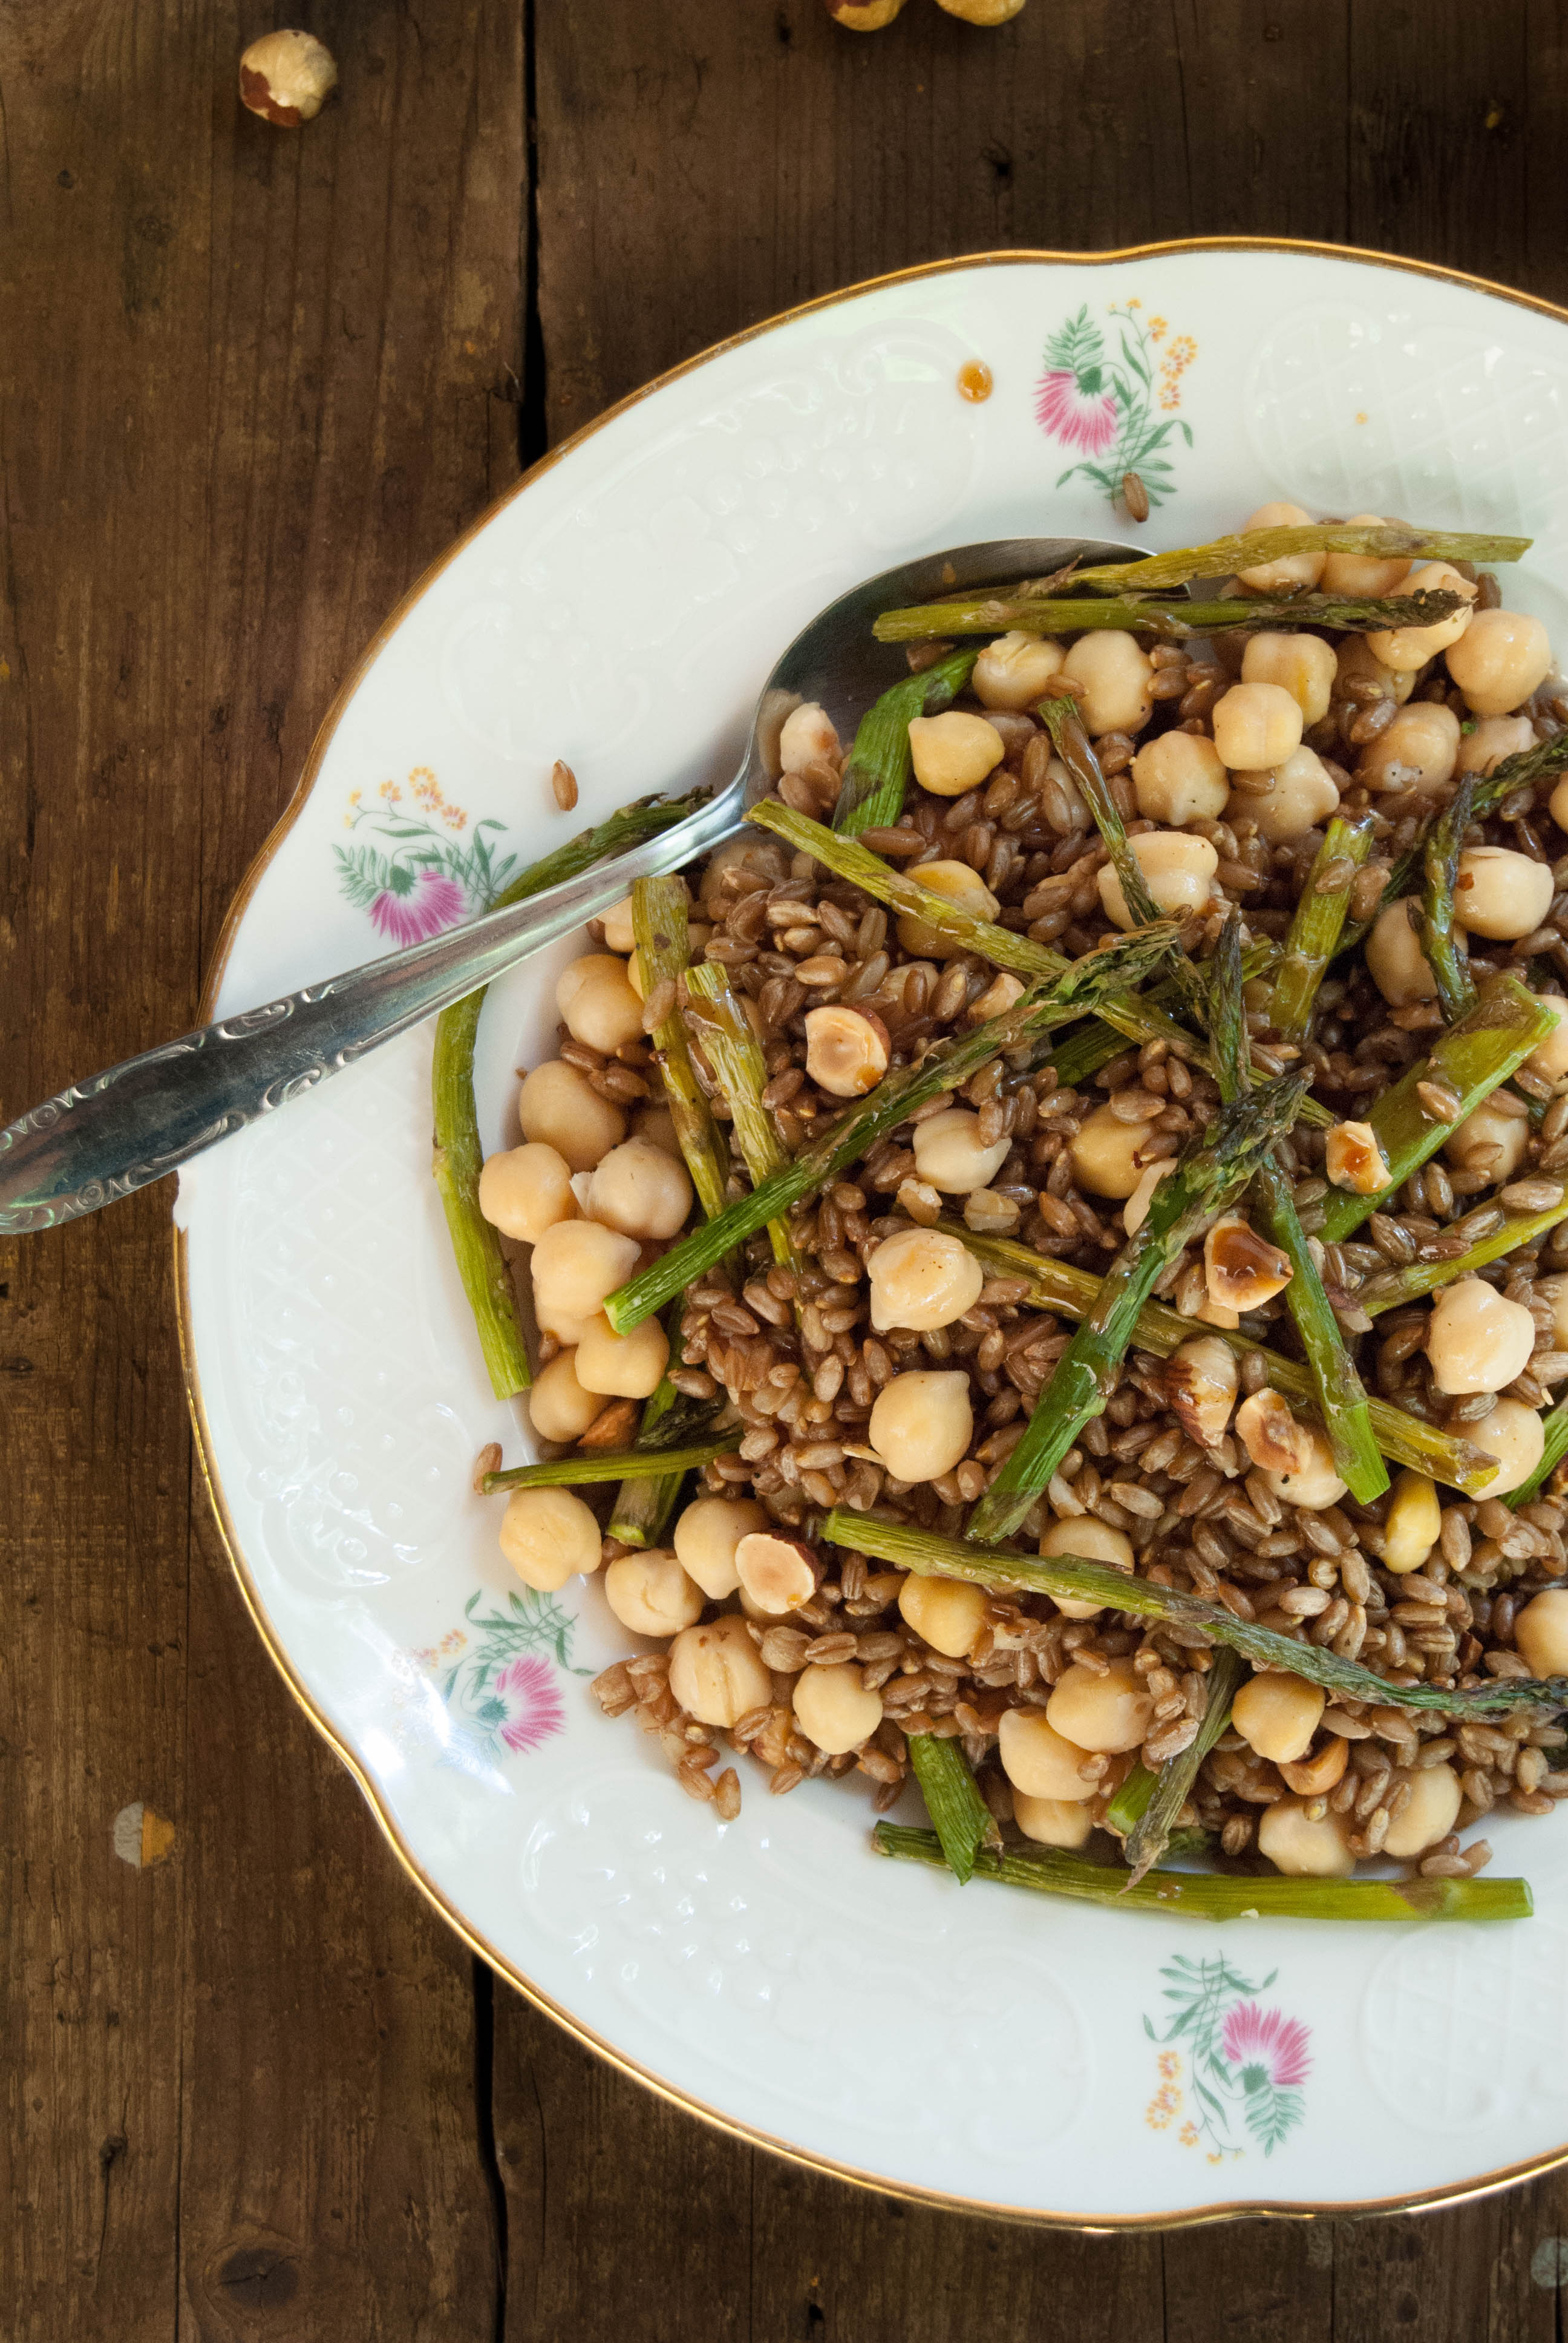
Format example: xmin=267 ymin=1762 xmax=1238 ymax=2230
xmin=1204 ymin=1214 xmax=1293 ymax=1314
xmin=1235 ymin=1389 xmax=1314 ymax=1477
xmin=1323 ymin=1119 xmax=1391 ymax=1196
xmin=823 ymin=0 xmax=906 ymax=22
xmin=935 ymin=0 xmax=1027 ymax=17
xmin=239 ymin=29 xmax=339 ymax=124
xmin=1164 ymin=1334 xmax=1239 ymax=1447
xmin=804 ymin=1004 xmax=891 ymax=1098
xmin=1278 ymin=1737 xmax=1349 ymax=1797
xmin=734 ymin=1530 xmax=818 ymax=1616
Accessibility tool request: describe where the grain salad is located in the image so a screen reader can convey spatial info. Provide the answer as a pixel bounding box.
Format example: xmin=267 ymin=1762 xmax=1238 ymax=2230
xmin=454 ymin=510 xmax=1568 ymax=1922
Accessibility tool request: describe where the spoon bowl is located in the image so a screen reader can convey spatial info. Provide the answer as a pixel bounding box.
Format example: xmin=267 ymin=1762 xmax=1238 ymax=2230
xmin=0 ymin=532 xmax=1139 ymax=1231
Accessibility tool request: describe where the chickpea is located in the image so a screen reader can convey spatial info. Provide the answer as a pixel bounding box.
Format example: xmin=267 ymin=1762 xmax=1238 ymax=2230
xmin=599 ymin=896 xmax=639 ymax=954
xmin=792 ymin=1662 xmax=883 ymax=1755
xmin=557 ymin=953 xmax=644 ymax=1055
xmin=1454 ymin=845 xmax=1553 ymax=942
xmin=1258 ymin=1795 xmax=1355 ymax=1877
xmin=972 ymin=629 xmax=1066 ymax=711
xmin=500 ymin=1486 xmax=601 ymax=1593
xmin=574 ymin=1311 xmax=670 ymax=1399
xmin=1368 ymin=561 xmax=1478 ymax=671
xmin=478 ymin=1141 xmax=577 ymax=1244
xmin=1232 ymin=1673 xmax=1325 ymax=1765
xmin=530 ymin=1217 xmax=641 ymax=1328
xmin=517 ymin=1060 xmax=627 ymax=1172
xmin=1446 ymin=607 xmax=1553 ymax=718
xmin=1070 ymin=1100 xmax=1159 ymax=1200
xmin=1320 ymin=511 xmax=1412 ymax=598
xmin=1527 ymin=994 xmax=1568 ymax=1092
xmin=1515 ymin=1587 xmax=1568 ymax=1678
xmin=1337 ymin=632 xmax=1415 ymax=709
xmin=604 ymin=1550 xmax=705 ymax=1639
xmin=1467 ymin=1395 xmax=1545 ymax=1498
xmin=1382 ymin=1469 xmax=1442 ymax=1575
xmin=1165 ymin=1334 xmax=1239 ymax=1447
xmin=672 ymin=1495 xmax=769 ymax=1599
xmin=526 ymin=1349 xmax=604 ymax=1442
xmin=1445 ymin=1098 xmax=1528 ymax=1185
xmin=805 ymin=1004 xmax=891 ymax=1098
xmin=1426 ymin=1277 xmax=1535 ymax=1397
xmin=1356 ymin=700 xmax=1460 ymax=796
xmin=1229 ymin=746 xmax=1340 ymax=844
xmin=1241 ymin=631 xmax=1339 ymax=725
xmin=1097 ymin=831 xmax=1219 ymax=929
xmin=1037 ymin=1515 xmax=1133 ymax=1621
xmin=668 ymin=1613 xmax=773 ymax=1729
xmin=1012 ymin=1792 xmax=1095 ymax=1849
xmin=587 ymin=1136 xmax=694 ymax=1241
xmin=1365 ymin=896 xmax=1446 ymax=1009
xmin=898 ymin=1572 xmax=985 ymax=1659
xmin=996 ymin=1708 xmax=1097 ymax=1800
xmin=1131 ymin=730 xmax=1229 ymax=827
xmin=912 ymin=1106 xmax=1010 ymax=1194
xmin=1045 ymin=1657 xmax=1154 ymax=1754
xmin=1211 ymin=680 xmax=1304 ymax=773
xmin=1551 ymin=772 xmax=1568 ymax=836
xmin=907 ymin=709 xmax=1006 ymax=797
xmin=1459 ymin=712 xmax=1536 ymax=780
xmin=1236 ymin=499 xmax=1326 ymax=593
xmin=895 ymin=859 xmax=1001 ymax=958
xmin=867 ymin=1226 xmax=984 ymax=1331
xmin=779 ymin=700 xmax=841 ymax=773
xmin=735 ymin=1531 xmax=817 ymax=1616
xmin=1060 ymin=630 xmax=1154 ymax=736
xmin=1382 ymin=1764 xmax=1463 ymax=1858
xmin=867 ymin=1371 xmax=973 ymax=1483
xmin=1259 ymin=1424 xmax=1346 ymax=1512
xmin=1123 ymin=1160 xmax=1177 ymax=1235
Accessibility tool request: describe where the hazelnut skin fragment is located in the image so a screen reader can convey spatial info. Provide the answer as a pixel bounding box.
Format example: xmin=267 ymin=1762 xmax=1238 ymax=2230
xmin=1204 ymin=1213 xmax=1293 ymax=1314
xmin=240 ymin=29 xmax=339 ymax=125
xmin=1324 ymin=1119 xmax=1391 ymax=1196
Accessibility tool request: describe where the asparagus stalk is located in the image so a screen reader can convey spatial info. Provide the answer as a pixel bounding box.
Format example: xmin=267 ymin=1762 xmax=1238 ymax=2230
xmin=965 ymin=1070 xmax=1310 ymax=1543
xmin=752 ymin=799 xmax=1336 ymax=1122
xmin=1359 ymin=1198 xmax=1568 ymax=1318
xmin=872 ymin=589 xmax=1468 ymax=644
xmin=603 ymin=925 xmax=1183 ymax=1333
xmin=907 ymin=1734 xmax=996 ymax=1884
xmin=1315 ymin=977 xmax=1557 ymax=1247
xmin=1123 ymin=1648 xmax=1244 ymax=1887
xmin=1067 ymin=523 xmax=1530 ymax=597
xmin=832 ymin=648 xmax=979 ymax=835
xmin=940 ymin=1222 xmax=1498 ymax=1492
xmin=606 ymin=1314 xmax=699 ymax=1548
xmin=633 ymin=877 xmax=732 ymax=1222
xmin=1506 ymin=1402 xmax=1568 ymax=1509
xmin=1209 ymin=911 xmax=1386 ymax=1504
xmin=826 ymin=1512 xmax=1568 ymax=1719
xmin=873 ymin=1825 xmax=1532 ymax=1922
xmin=1269 ymin=816 xmax=1376 ymax=1042
xmin=1103 ymin=1763 xmax=1157 ymax=1841
xmin=483 ymin=1437 xmax=739 ymax=1493
xmin=682 ymin=961 xmax=800 ymax=1277
xmin=1336 ymin=732 xmax=1568 ymax=964
xmin=1420 ymin=776 xmax=1480 ymax=1022
xmin=431 ymin=790 xmax=706 ymax=1399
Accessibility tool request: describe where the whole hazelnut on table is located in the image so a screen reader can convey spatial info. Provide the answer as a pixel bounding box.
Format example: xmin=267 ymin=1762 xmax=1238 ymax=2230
xmin=240 ymin=30 xmax=339 ymax=125
xmin=822 ymin=0 xmax=907 ymax=24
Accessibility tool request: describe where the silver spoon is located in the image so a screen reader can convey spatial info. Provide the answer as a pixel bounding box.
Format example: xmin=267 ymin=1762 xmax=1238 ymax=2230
xmin=0 ymin=532 xmax=1138 ymax=1232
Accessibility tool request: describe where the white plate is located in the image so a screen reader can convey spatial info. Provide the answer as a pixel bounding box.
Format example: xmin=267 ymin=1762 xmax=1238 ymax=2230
xmin=178 ymin=242 xmax=1568 ymax=2224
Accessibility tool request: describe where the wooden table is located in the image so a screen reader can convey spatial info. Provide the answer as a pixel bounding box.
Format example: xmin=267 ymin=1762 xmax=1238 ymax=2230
xmin=7 ymin=4 xmax=1568 ymax=2333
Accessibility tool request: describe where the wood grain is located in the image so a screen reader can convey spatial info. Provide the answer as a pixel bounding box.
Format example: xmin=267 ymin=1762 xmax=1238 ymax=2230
xmin=10 ymin=0 xmax=1568 ymax=2336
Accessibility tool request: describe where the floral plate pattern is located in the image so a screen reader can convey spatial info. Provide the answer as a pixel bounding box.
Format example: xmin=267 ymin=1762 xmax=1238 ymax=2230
xmin=180 ymin=244 xmax=1568 ymax=2223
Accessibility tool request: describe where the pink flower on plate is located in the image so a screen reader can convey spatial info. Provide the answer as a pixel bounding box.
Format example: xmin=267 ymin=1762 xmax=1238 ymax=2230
xmin=1034 ymin=367 xmax=1119 ymax=454
xmin=1221 ymin=2001 xmax=1312 ymax=2089
xmin=368 ymin=868 xmax=467 ymax=946
xmin=494 ymin=1654 xmax=566 ymax=1755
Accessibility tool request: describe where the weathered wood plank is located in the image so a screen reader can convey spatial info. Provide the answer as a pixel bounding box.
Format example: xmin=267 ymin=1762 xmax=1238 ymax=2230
xmin=0 ymin=3 xmax=526 ymax=2336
